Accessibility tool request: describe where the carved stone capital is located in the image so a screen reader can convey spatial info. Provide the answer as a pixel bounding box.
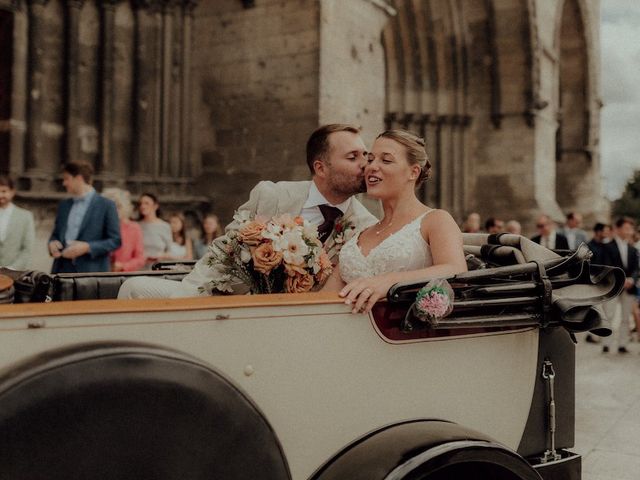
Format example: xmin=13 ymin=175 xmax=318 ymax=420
xmin=66 ymin=0 xmax=85 ymax=9
xmin=27 ymin=0 xmax=50 ymax=6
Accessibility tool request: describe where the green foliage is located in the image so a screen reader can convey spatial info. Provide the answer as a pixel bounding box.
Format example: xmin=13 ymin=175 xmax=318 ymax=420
xmin=613 ymin=170 xmax=640 ymax=222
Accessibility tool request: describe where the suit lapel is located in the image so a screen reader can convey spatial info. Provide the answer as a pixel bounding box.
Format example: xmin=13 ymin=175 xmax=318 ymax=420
xmin=58 ymin=200 xmax=73 ymax=243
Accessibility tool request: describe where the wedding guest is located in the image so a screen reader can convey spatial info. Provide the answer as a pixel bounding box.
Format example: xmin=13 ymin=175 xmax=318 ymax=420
xmin=0 ymin=175 xmax=35 ymax=270
xmin=559 ymin=212 xmax=589 ymax=250
xmin=505 ymin=220 xmax=522 ymax=235
xmin=137 ymin=193 xmax=172 ymax=268
xmin=601 ymin=217 xmax=638 ymax=354
xmin=484 ymin=217 xmax=504 ymax=234
xmin=462 ymin=212 xmax=481 ymax=233
xmin=531 ymin=214 xmax=569 ymax=250
xmin=194 ymin=213 xmax=222 ymax=259
xmin=587 ymin=222 xmax=611 ymax=264
xmin=163 ymin=213 xmax=194 ymax=261
xmin=48 ymin=161 xmax=120 ymax=273
xmin=102 ymin=188 xmax=145 ymax=272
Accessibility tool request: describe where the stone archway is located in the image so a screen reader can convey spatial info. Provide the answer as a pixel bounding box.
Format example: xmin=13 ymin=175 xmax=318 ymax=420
xmin=381 ymin=0 xmax=539 ymax=223
xmin=0 ymin=9 xmax=12 ymax=173
xmin=555 ymin=0 xmax=600 ymax=220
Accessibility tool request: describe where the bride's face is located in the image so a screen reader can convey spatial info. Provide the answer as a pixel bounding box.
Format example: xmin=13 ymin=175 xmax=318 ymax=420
xmin=365 ymin=137 xmax=420 ymax=200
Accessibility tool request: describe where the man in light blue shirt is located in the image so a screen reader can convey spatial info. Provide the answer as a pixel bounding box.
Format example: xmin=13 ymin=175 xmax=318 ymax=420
xmin=48 ymin=161 xmax=121 ymax=273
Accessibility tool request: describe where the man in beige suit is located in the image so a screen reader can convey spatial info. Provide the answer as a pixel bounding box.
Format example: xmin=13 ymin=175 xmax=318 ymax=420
xmin=0 ymin=176 xmax=35 ymax=270
xmin=118 ymin=124 xmax=378 ymax=298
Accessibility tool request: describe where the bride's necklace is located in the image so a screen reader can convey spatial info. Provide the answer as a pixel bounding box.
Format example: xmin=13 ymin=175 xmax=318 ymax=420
xmin=375 ymin=218 xmax=394 ymax=235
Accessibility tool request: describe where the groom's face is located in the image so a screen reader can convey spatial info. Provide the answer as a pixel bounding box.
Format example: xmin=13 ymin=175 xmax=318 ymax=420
xmin=323 ymin=131 xmax=368 ymax=197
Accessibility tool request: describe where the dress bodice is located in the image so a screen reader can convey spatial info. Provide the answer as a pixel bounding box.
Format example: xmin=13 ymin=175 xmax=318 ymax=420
xmin=339 ymin=211 xmax=433 ymax=283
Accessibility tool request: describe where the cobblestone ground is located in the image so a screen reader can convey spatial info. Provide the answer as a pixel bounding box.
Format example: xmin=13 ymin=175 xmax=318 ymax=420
xmin=575 ymin=335 xmax=640 ymax=480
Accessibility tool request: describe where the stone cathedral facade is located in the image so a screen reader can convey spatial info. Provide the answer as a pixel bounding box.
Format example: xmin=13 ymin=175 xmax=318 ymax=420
xmin=0 ymin=0 xmax=606 ymax=265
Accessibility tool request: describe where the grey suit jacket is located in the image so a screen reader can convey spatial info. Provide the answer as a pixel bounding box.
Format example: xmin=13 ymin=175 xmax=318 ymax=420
xmin=183 ymin=180 xmax=377 ymax=294
xmin=0 ymin=205 xmax=36 ymax=270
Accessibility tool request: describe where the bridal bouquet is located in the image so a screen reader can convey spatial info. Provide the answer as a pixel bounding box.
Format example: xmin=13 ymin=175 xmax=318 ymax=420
xmin=205 ymin=211 xmax=333 ymax=294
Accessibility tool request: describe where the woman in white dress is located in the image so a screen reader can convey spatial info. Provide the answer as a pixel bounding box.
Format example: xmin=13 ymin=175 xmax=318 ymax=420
xmin=324 ymin=129 xmax=467 ymax=313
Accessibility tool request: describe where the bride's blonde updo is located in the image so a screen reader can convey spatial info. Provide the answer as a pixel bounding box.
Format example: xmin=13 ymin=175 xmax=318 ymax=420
xmin=376 ymin=129 xmax=431 ymax=186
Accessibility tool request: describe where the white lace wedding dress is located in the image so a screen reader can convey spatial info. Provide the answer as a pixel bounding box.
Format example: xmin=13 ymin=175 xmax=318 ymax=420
xmin=339 ymin=211 xmax=434 ymax=283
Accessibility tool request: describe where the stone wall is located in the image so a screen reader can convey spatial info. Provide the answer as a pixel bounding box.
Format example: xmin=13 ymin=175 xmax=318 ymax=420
xmin=191 ymin=0 xmax=321 ymax=218
xmin=0 ymin=0 xmax=607 ymax=272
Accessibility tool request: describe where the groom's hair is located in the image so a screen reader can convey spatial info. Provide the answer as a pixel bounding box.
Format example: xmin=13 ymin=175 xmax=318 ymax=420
xmin=306 ymin=124 xmax=361 ymax=174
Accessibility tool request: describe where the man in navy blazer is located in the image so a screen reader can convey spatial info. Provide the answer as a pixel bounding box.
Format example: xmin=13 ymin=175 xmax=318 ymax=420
xmin=601 ymin=217 xmax=639 ymax=354
xmin=48 ymin=161 xmax=121 ymax=273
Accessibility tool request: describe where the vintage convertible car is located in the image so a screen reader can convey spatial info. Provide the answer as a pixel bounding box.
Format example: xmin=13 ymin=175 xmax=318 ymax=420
xmin=0 ymin=234 xmax=623 ymax=480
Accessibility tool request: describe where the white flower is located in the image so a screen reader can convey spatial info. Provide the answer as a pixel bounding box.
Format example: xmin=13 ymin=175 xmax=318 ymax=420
xmin=239 ymin=245 xmax=252 ymax=263
xmin=274 ymin=230 xmax=309 ymax=266
xmin=261 ymin=221 xmax=283 ymax=242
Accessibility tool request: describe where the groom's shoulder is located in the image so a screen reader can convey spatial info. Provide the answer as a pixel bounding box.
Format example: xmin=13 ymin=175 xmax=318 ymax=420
xmin=252 ymin=180 xmax=309 ymax=196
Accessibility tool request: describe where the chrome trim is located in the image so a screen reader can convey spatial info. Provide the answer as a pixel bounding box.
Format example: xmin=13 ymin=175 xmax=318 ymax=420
xmin=384 ymin=439 xmax=516 ymax=480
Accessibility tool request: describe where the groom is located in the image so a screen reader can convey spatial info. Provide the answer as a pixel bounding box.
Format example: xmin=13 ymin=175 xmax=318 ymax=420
xmin=118 ymin=123 xmax=378 ymax=298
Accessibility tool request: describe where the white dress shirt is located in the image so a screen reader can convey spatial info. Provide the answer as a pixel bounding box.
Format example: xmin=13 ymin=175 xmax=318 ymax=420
xmin=615 ymin=236 xmax=628 ymax=268
xmin=542 ymin=231 xmax=557 ymax=249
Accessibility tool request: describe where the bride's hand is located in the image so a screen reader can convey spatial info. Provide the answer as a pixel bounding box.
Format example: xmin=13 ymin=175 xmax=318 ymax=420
xmin=339 ymin=273 xmax=398 ymax=314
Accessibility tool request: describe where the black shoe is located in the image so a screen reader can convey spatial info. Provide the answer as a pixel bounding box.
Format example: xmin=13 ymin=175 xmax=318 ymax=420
xmin=602 ymin=346 xmax=609 ymax=353
xmin=618 ymin=347 xmax=629 ymax=354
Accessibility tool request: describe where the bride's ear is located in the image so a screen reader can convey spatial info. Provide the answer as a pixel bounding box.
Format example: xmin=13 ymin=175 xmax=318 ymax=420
xmin=409 ymin=164 xmax=421 ymax=181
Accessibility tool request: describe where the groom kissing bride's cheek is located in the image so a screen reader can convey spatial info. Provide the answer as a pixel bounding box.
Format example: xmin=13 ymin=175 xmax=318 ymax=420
xmin=118 ymin=123 xmax=375 ymax=299
xmin=117 ymin=125 xmax=467 ymax=305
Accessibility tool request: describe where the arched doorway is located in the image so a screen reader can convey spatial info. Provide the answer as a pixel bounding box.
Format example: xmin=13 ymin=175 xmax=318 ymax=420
xmin=0 ymin=10 xmax=12 ymax=173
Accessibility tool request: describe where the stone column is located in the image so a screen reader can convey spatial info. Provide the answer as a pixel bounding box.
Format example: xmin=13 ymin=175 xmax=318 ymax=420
xmin=65 ymin=0 xmax=84 ymax=165
xmin=110 ymin=0 xmax=134 ymax=178
xmin=318 ymin=0 xmax=395 ymax=146
xmin=179 ymin=0 xmax=196 ymax=178
xmin=25 ymin=0 xmax=64 ymax=190
xmin=2 ymin=1 xmax=28 ymax=179
xmin=132 ymin=0 xmax=162 ymax=178
xmin=159 ymin=0 xmax=173 ymax=177
xmin=98 ymin=0 xmax=119 ymax=176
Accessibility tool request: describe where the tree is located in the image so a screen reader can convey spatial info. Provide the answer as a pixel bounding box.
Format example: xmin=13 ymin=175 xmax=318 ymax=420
xmin=612 ymin=170 xmax=640 ymax=222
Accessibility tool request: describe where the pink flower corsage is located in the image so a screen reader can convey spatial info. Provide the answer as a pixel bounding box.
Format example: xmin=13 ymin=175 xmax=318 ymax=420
xmin=414 ymin=279 xmax=454 ymax=326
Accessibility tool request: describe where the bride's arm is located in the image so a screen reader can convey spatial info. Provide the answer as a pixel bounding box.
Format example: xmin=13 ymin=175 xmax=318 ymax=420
xmin=320 ymin=262 xmax=346 ymax=292
xmin=340 ymin=209 xmax=467 ymax=313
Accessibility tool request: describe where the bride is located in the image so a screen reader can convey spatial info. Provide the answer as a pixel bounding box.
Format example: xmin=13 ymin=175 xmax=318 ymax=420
xmin=323 ymin=129 xmax=467 ymax=313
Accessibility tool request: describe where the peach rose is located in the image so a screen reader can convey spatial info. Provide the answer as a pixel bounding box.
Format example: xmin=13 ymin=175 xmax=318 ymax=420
xmin=314 ymin=250 xmax=333 ymax=284
xmin=252 ymin=242 xmax=283 ymax=274
xmin=239 ymin=220 xmax=266 ymax=246
xmin=286 ymin=272 xmax=315 ymax=293
xmin=284 ymin=261 xmax=307 ymax=276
